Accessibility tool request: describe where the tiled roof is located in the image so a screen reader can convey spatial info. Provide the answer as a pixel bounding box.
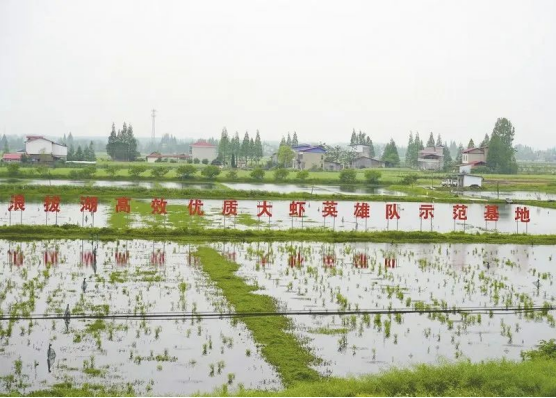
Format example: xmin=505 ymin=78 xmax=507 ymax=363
xmin=2 ymin=153 xmax=22 ymax=160
xmin=191 ymin=140 xmax=216 ymax=148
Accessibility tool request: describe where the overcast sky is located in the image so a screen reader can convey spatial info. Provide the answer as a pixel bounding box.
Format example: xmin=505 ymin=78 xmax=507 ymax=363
xmin=1 ymin=0 xmax=555 ymax=148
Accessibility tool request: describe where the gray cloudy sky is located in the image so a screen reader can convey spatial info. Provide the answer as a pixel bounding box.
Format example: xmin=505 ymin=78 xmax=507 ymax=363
xmin=1 ymin=0 xmax=555 ymax=147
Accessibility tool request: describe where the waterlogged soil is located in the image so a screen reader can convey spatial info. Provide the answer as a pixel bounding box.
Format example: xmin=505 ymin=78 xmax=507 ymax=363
xmin=0 ymin=178 xmax=215 ymax=191
xmin=462 ymin=191 xmax=556 ymax=202
xmin=0 ymin=202 xmax=110 ymax=227
xmin=0 ymin=240 xmax=281 ymax=395
xmin=211 ymin=241 xmax=556 ymax=378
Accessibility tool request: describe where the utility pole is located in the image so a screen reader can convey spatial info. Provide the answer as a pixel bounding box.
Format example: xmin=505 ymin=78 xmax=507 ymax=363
xmin=151 ymin=109 xmax=156 ymax=143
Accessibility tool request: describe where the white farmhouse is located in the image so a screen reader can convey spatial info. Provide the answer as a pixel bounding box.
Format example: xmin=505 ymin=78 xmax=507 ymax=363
xmin=25 ymin=136 xmax=67 ymax=162
xmin=457 ymin=174 xmax=483 ymax=188
xmin=190 ymin=140 xmax=217 ymax=162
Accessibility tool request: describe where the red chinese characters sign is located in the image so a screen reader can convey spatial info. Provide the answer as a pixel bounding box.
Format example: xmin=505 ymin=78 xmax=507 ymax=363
xmin=8 ymin=195 xmax=25 ymax=211
xmin=354 ymin=202 xmax=370 ymax=219
xmin=222 ymin=200 xmax=238 ymax=216
xmin=115 ymin=197 xmax=131 ymax=213
xmin=289 ymin=201 xmax=306 ymax=218
xmin=44 ymin=196 xmax=61 ymax=213
xmin=80 ymin=196 xmax=98 ymax=213
xmin=188 ymin=199 xmax=204 ymax=216
xmin=151 ymin=198 xmax=168 ymax=215
xmin=257 ymin=201 xmax=273 ymax=218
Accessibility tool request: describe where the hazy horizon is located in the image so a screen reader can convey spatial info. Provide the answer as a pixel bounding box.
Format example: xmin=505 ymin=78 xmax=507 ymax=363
xmin=1 ymin=0 xmax=555 ymax=148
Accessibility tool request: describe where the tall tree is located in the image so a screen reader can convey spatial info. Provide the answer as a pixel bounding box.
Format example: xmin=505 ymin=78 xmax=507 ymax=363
xmin=455 ymin=144 xmax=464 ymax=164
xmin=467 ymin=139 xmax=475 ymax=149
xmin=75 ymin=145 xmax=84 ymax=161
xmin=286 ymin=133 xmax=292 ymax=147
xmin=381 ymin=139 xmax=400 ymax=167
xmin=350 ymin=129 xmax=357 ymax=145
xmin=480 ymin=134 xmax=490 ymax=147
xmin=254 ymin=130 xmax=263 ymax=162
xmin=218 ymin=127 xmax=230 ymax=165
xmin=232 ymin=132 xmax=240 ymax=158
xmin=426 ymin=132 xmax=435 ymax=147
xmin=405 ymin=132 xmax=414 ymax=167
xmin=279 ymin=136 xmax=286 ymax=147
xmin=241 ymin=132 xmax=250 ymax=163
xmin=292 ymin=132 xmax=298 ymax=147
xmin=436 ymin=134 xmax=443 ymax=147
xmin=106 ymin=122 xmax=138 ymax=161
xmin=1 ymin=134 xmax=9 ymax=153
xmin=486 ymin=118 xmax=517 ymax=174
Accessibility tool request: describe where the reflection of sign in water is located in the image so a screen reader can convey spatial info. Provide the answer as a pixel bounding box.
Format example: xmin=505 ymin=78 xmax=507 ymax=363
xmin=323 ymin=254 xmax=336 ymax=268
xmin=353 ymin=253 xmax=368 ymax=268
xmin=81 ymin=251 xmax=95 ymax=266
xmin=259 ymin=253 xmax=271 ymax=267
xmin=187 ymin=252 xmax=200 ymax=266
xmin=8 ymin=249 xmax=24 ymax=266
xmin=43 ymin=250 xmax=59 ymax=265
xmin=115 ymin=251 xmax=129 ymax=266
xmin=384 ymin=258 xmax=397 ymax=268
xmin=223 ymin=251 xmax=236 ymax=262
xmin=151 ymin=251 xmax=165 ymax=266
xmin=288 ymin=251 xmax=304 ymax=268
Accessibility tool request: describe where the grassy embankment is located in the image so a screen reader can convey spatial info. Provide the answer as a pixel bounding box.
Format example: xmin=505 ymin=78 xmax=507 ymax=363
xmin=2 ymin=224 xmax=556 ymax=245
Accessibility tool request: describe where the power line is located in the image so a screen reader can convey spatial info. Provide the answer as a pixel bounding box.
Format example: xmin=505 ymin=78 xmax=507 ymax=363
xmin=2 ymin=305 xmax=553 ymax=322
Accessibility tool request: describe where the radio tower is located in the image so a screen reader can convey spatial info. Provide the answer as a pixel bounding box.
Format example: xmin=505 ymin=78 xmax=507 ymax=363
xmin=151 ymin=109 xmax=156 ymax=142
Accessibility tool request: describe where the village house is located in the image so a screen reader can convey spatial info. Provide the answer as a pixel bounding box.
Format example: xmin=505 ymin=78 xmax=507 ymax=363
xmin=459 ymin=147 xmax=488 ymax=173
xmin=146 ymin=152 xmax=190 ymax=163
xmin=25 ymin=136 xmax=67 ymax=163
xmin=1 ymin=153 xmax=23 ymax=163
xmin=292 ymin=144 xmax=326 ymax=170
xmin=189 ymin=140 xmax=217 ymax=162
xmin=418 ymin=146 xmax=444 ymax=170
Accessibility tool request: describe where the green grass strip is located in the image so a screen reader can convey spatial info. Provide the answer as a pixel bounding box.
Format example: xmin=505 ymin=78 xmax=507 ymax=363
xmin=2 ymin=225 xmax=556 ymax=245
xmin=195 ymin=247 xmax=320 ymax=386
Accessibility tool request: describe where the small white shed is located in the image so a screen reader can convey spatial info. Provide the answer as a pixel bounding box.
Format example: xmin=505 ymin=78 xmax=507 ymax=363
xmin=458 ymin=174 xmax=483 ymax=188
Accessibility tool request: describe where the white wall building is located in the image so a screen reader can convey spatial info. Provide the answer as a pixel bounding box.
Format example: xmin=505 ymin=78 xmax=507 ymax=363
xmin=458 ymin=174 xmax=483 ymax=188
xmin=25 ymin=136 xmax=67 ymax=162
xmin=190 ymin=140 xmax=217 ymax=162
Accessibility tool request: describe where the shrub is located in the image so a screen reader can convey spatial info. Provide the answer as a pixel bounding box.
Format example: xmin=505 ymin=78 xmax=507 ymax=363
xmin=250 ymin=168 xmax=265 ymax=181
xmin=296 ymin=170 xmax=309 ymax=181
xmin=401 ymin=174 xmax=418 ymax=186
xmin=339 ymin=168 xmax=357 ymax=184
xmin=151 ymin=167 xmax=170 ymax=178
xmin=176 ymin=165 xmax=197 ymax=179
xmin=6 ymin=163 xmax=20 ymax=177
xmin=274 ymin=168 xmax=290 ymax=181
xmin=521 ymin=339 xmax=556 ymax=361
xmin=364 ymin=169 xmax=381 ymax=184
xmin=201 ymin=165 xmax=221 ymax=179
xmin=129 ymin=165 xmax=147 ymax=179
xmin=193 ymin=158 xmax=200 ymax=164
xmin=201 ymin=159 xmax=209 ymax=165
xmin=105 ymin=165 xmax=118 ymax=177
xmin=226 ymin=170 xmax=238 ymax=180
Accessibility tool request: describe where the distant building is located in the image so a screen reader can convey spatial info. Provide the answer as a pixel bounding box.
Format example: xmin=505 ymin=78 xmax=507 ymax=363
xmin=292 ymin=144 xmax=326 ymax=170
xmin=459 ymin=147 xmax=488 ymax=173
xmin=351 ymin=156 xmax=385 ymax=169
xmin=324 ymin=161 xmax=343 ymax=171
xmin=146 ymin=152 xmax=190 ymax=163
xmin=25 ymin=136 xmax=67 ymax=163
xmin=1 ymin=153 xmax=23 ymax=163
xmin=458 ymin=174 xmax=483 ymax=188
xmin=190 ymin=140 xmax=217 ymax=162
xmin=418 ymin=146 xmax=444 ymax=170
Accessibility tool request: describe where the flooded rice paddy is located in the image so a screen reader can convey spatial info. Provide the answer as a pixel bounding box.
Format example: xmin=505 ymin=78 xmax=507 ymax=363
xmin=1 ymin=239 xmax=555 ymax=394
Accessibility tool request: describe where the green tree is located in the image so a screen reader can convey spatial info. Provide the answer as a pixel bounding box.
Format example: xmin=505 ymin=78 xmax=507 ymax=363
xmin=443 ymin=146 xmax=453 ymax=170
xmin=7 ymin=163 xmax=20 ymax=177
xmin=230 ymin=154 xmax=236 ymax=168
xmin=339 ymin=168 xmax=357 ymax=183
xmin=193 ymin=158 xmax=200 ymax=164
xmin=364 ymin=169 xmax=381 ymax=184
xmin=254 ymin=130 xmax=263 ymax=162
xmin=202 ymin=158 xmax=209 ymax=165
xmin=226 ymin=169 xmax=238 ymax=180
xmin=296 ymin=170 xmax=309 ymax=181
xmin=286 ymin=133 xmax=292 ymax=147
xmin=350 ymin=129 xmax=357 ymax=145
xmin=426 ymin=132 xmax=435 ymax=147
xmin=87 ymin=141 xmax=96 ymax=161
xmin=274 ymin=168 xmax=290 ymax=181
xmin=129 ymin=165 xmax=147 ymax=179
xmin=381 ymin=139 xmax=400 ymax=167
xmin=151 ymin=167 xmax=170 ymax=178
xmin=277 ymin=145 xmax=294 ymax=168
xmin=455 ymin=144 xmax=464 ymax=164
xmin=105 ymin=165 xmax=118 ymax=177
xmin=106 ymin=122 xmax=139 ymax=161
xmin=401 ymin=174 xmax=418 ymax=186
xmin=480 ymin=134 xmax=490 ymax=147
xmin=1 ymin=134 xmax=9 ymax=153
xmin=486 ymin=118 xmax=517 ymax=174
xmin=292 ymin=132 xmax=298 ymax=147
xmin=241 ymin=132 xmax=250 ymax=163
xmin=176 ymin=164 xmax=197 ymax=179
xmin=75 ymin=146 xmax=84 ymax=161
xmin=467 ymin=139 xmax=475 ymax=149
xmin=436 ymin=134 xmax=443 ymax=147
xmin=67 ymin=144 xmax=75 ymax=161
xmin=405 ymin=132 xmax=414 ymax=167
xmin=250 ymin=168 xmax=265 ymax=181
xmin=201 ymin=165 xmax=221 ymax=179
xmin=218 ymin=127 xmax=230 ymax=165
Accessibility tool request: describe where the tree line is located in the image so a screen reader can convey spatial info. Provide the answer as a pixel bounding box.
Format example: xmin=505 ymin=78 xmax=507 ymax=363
xmin=106 ymin=123 xmax=139 ymax=161
xmin=217 ymin=128 xmax=263 ymax=167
